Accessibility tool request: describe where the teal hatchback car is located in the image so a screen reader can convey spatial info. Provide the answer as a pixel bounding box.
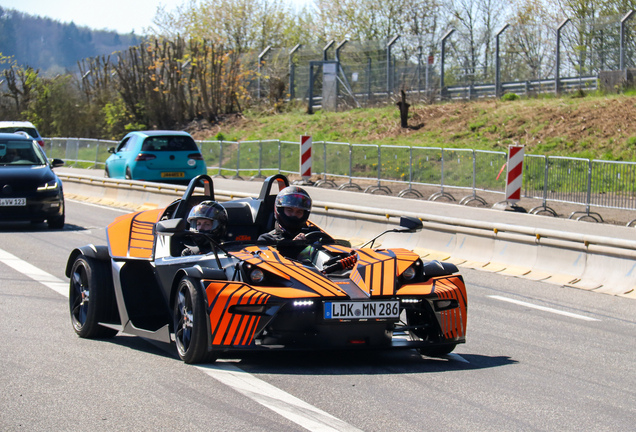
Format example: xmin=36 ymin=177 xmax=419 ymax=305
xmin=104 ymin=131 xmax=207 ymax=184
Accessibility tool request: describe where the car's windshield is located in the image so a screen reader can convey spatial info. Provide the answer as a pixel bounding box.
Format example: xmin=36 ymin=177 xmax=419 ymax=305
xmin=0 ymin=127 xmax=38 ymax=137
xmin=0 ymin=140 xmax=47 ymax=165
xmin=141 ymin=136 xmax=199 ymax=152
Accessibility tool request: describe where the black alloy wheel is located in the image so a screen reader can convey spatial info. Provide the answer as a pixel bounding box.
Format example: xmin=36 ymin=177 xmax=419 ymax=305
xmin=69 ymin=255 xmax=118 ymax=338
xmin=173 ymin=276 xmax=216 ymax=364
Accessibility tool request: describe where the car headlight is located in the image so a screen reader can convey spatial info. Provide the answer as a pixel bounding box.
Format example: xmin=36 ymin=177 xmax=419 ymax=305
xmin=402 ymin=266 xmax=417 ymax=280
xmin=250 ymin=268 xmax=265 ymax=284
xmin=37 ymin=180 xmax=58 ymax=191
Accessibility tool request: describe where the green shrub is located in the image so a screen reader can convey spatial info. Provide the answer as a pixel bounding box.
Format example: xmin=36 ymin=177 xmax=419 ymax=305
xmin=501 ymin=92 xmax=519 ymax=101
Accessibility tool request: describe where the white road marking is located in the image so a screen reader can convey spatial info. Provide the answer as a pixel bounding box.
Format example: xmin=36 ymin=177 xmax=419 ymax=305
xmin=0 ymin=248 xmax=68 ymax=297
xmin=197 ymin=362 xmax=364 ymax=432
xmin=488 ymin=295 xmax=600 ymax=321
xmin=0 ymin=248 xmax=362 ymax=432
xmin=68 ymin=198 xmax=131 ymax=213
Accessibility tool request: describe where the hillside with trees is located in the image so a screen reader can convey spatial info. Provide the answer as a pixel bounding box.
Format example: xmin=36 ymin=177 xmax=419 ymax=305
xmin=0 ymin=6 xmax=139 ymax=76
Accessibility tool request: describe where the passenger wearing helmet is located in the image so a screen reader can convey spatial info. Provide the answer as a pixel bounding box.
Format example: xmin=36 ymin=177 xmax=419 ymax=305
xmin=258 ymin=186 xmax=321 ymax=245
xmin=182 ymin=200 xmax=228 ymax=256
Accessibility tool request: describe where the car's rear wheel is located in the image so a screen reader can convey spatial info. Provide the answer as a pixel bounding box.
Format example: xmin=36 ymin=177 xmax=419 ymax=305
xmin=69 ymin=255 xmax=118 ymax=338
xmin=173 ymin=276 xmax=216 ymax=364
xmin=125 ymin=167 xmax=132 ymax=179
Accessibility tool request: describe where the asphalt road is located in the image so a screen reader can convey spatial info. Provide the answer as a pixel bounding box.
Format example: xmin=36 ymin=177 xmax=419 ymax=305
xmin=1 ymin=199 xmax=635 ymax=431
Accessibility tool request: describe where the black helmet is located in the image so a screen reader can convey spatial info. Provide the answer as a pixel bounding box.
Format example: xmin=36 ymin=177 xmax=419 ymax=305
xmin=274 ymin=186 xmax=312 ymax=233
xmin=187 ymin=200 xmax=228 ymax=238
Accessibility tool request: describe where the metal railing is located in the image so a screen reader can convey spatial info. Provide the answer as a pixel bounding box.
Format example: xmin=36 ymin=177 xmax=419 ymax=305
xmin=45 ymin=137 xmax=636 ymax=223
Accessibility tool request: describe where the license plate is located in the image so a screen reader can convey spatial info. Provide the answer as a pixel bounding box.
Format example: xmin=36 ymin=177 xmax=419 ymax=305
xmin=161 ymin=172 xmax=185 ymax=178
xmin=0 ymin=198 xmax=26 ymax=206
xmin=324 ymin=301 xmax=400 ymax=320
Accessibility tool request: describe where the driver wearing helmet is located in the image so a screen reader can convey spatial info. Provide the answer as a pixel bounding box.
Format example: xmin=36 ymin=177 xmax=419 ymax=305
xmin=182 ymin=200 xmax=228 ymax=256
xmin=258 ymin=186 xmax=321 ymax=244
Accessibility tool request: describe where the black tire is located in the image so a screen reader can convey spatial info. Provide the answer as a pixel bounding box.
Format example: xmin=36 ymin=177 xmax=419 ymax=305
xmin=173 ymin=276 xmax=216 ymax=364
xmin=404 ymin=307 xmax=457 ymax=357
xmin=69 ymin=255 xmax=118 ymax=338
xmin=104 ymin=166 xmax=110 ymax=178
xmin=48 ymin=205 xmax=65 ymax=229
xmin=418 ymin=344 xmax=457 ymax=357
xmin=125 ymin=167 xmax=132 ymax=179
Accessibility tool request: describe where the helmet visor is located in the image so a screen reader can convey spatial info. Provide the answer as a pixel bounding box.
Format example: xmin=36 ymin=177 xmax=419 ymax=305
xmin=276 ymin=193 xmax=312 ymax=211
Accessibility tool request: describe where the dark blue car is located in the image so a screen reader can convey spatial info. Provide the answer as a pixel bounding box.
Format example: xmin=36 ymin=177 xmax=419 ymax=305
xmin=104 ymin=130 xmax=207 ymax=184
xmin=0 ymin=133 xmax=65 ymax=229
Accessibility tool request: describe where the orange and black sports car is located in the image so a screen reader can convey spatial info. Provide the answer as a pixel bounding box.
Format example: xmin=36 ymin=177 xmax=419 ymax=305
xmin=66 ymin=174 xmax=467 ymax=364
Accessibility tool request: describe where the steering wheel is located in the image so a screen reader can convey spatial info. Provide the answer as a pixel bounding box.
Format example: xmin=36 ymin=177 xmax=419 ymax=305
xmin=304 ymin=231 xmax=334 ymax=243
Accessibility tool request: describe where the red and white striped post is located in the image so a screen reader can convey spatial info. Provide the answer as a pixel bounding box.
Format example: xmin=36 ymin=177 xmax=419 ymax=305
xmin=505 ymin=145 xmax=524 ymax=203
xmin=300 ymin=135 xmax=312 ymax=183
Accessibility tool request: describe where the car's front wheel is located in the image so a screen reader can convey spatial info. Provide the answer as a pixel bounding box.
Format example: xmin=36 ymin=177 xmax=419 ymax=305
xmin=48 ymin=204 xmax=65 ymax=229
xmin=69 ymin=255 xmax=118 ymax=338
xmin=418 ymin=344 xmax=457 ymax=357
xmin=173 ymin=276 xmax=216 ymax=364
xmin=104 ymin=166 xmax=110 ymax=178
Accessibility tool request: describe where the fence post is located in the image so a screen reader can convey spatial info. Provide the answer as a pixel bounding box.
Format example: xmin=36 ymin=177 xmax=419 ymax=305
xmin=460 ymin=149 xmax=487 ymax=205
xmin=233 ymin=141 xmax=242 ymax=180
xmin=495 ymin=24 xmax=510 ymax=98
xmin=620 ymin=11 xmax=635 ymax=70
xmin=278 ymin=140 xmax=282 ymax=173
xmin=529 ymin=155 xmax=557 ymax=216
xmin=289 ymin=44 xmax=301 ymax=100
xmin=440 ymin=29 xmax=455 ymax=100
xmin=257 ymin=46 xmax=271 ymax=100
xmin=364 ymin=145 xmax=391 ymax=194
xmin=217 ymin=141 xmax=224 ymax=177
xmin=430 ymin=148 xmax=456 ymax=201
xmin=386 ymin=36 xmax=400 ymax=99
xmin=555 ymin=19 xmax=570 ymax=95
xmin=398 ymin=146 xmax=423 ymax=198
xmin=568 ymin=159 xmax=603 ymax=222
xmin=94 ymin=140 xmax=100 ymax=169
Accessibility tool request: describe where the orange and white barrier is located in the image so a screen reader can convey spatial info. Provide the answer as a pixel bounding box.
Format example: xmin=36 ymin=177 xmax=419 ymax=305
xmin=300 ymin=135 xmax=312 ymax=181
xmin=505 ymin=145 xmax=524 ymax=203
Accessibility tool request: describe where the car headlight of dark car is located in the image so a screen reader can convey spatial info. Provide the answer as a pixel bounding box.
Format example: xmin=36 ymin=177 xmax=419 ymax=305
xmin=37 ymin=180 xmax=59 ymax=191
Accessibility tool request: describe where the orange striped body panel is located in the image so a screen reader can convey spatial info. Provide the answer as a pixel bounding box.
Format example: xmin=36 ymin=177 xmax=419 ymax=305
xmin=398 ymin=275 xmax=468 ymax=339
xmin=434 ymin=276 xmax=468 ymax=339
xmin=204 ymin=281 xmax=272 ymax=347
xmin=230 ymin=246 xmax=348 ymax=298
xmin=351 ymin=248 xmax=420 ymax=296
xmin=107 ymin=209 xmax=163 ymax=259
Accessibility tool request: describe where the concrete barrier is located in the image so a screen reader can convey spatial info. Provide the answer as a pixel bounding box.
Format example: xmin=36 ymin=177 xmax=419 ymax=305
xmin=58 ymin=174 xmax=636 ymax=298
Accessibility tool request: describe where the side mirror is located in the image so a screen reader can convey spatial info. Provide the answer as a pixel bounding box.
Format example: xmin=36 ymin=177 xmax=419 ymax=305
xmin=108 ymin=147 xmax=116 ymax=154
xmin=155 ymin=218 xmax=186 ymax=235
xmin=399 ymin=216 xmax=423 ymax=232
xmin=51 ymin=158 xmax=64 ymax=168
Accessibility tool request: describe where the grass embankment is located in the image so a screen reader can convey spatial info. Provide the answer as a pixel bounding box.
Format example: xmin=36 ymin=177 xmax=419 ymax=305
xmin=207 ymin=91 xmax=636 ymax=162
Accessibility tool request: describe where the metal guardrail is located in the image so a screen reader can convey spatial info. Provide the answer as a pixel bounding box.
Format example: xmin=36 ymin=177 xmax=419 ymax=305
xmin=46 ymin=137 xmax=636 ymax=223
xmin=57 ymin=172 xmax=636 ymax=253
xmin=445 ymin=76 xmax=598 ymax=100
